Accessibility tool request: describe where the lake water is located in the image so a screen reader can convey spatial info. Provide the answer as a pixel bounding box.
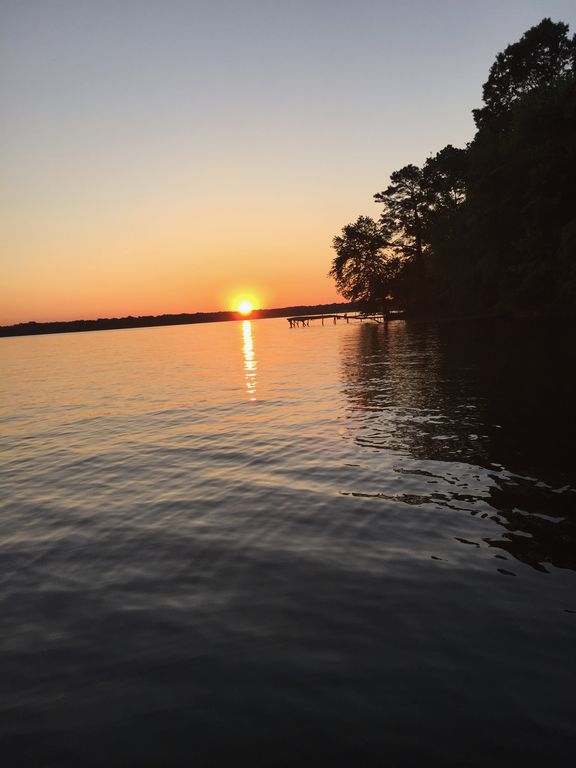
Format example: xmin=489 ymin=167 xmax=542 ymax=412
xmin=1 ymin=317 xmax=575 ymax=766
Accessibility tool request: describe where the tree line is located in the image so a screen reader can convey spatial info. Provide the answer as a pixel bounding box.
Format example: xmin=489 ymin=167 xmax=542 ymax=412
xmin=330 ymin=18 xmax=576 ymax=317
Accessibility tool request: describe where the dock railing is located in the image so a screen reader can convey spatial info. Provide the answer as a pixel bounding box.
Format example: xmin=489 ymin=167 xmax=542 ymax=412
xmin=287 ymin=311 xmax=403 ymax=327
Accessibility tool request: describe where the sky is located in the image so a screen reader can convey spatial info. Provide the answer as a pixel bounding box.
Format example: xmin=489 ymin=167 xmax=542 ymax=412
xmin=1 ymin=0 xmax=575 ymax=324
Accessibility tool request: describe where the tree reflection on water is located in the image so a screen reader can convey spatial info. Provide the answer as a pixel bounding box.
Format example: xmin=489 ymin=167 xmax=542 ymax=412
xmin=339 ymin=319 xmax=576 ymax=572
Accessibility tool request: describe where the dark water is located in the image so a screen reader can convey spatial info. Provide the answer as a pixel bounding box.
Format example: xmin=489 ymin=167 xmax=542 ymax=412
xmin=1 ymin=317 xmax=575 ymax=766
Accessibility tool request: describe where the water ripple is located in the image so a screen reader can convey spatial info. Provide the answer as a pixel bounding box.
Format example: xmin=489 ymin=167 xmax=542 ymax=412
xmin=1 ymin=318 xmax=575 ymax=765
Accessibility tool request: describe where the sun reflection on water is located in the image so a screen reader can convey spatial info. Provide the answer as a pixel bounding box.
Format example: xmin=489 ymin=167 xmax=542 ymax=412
xmin=242 ymin=320 xmax=257 ymax=399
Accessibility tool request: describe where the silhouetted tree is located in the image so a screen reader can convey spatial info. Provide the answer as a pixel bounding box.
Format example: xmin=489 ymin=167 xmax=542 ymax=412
xmin=370 ymin=150 xmax=468 ymax=311
xmin=464 ymin=73 xmax=576 ymax=311
xmin=422 ymin=146 xmax=469 ymax=312
xmin=332 ymin=17 xmax=576 ymax=318
xmin=473 ymin=18 xmax=576 ymax=129
xmin=374 ymin=165 xmax=427 ymax=272
xmin=423 ymin=145 xmax=468 ymax=214
xmin=329 ymin=216 xmax=399 ymax=306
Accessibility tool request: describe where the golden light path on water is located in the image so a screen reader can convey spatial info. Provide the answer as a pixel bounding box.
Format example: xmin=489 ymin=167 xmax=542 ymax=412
xmin=242 ymin=320 xmax=257 ymax=399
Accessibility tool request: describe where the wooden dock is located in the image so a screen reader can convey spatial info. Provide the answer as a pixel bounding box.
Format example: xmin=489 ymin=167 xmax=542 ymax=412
xmin=287 ymin=312 xmax=403 ymax=327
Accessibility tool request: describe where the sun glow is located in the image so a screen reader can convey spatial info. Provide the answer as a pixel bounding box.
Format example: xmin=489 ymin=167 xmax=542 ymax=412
xmin=237 ymin=300 xmax=254 ymax=316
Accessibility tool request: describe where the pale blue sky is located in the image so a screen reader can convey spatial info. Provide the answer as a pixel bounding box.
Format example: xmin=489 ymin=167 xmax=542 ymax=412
xmin=1 ymin=0 xmax=575 ymax=322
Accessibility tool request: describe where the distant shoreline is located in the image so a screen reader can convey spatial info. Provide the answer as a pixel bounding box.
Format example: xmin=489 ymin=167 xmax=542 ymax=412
xmin=0 ymin=303 xmax=357 ymax=338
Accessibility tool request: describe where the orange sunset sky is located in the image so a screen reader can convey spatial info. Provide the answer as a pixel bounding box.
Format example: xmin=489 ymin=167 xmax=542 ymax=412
xmin=2 ymin=0 xmax=574 ymax=325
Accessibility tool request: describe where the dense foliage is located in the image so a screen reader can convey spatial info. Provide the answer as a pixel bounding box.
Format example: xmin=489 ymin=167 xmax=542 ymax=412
xmin=328 ymin=216 xmax=396 ymax=306
xmin=330 ymin=18 xmax=576 ymax=316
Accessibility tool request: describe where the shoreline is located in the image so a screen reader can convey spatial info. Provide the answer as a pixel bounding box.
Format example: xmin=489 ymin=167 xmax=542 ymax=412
xmin=0 ymin=302 xmax=357 ymax=338
xmin=3 ymin=303 xmax=575 ymax=339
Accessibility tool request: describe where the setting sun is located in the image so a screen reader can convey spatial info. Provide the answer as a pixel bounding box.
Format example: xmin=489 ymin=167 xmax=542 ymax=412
xmin=237 ymin=300 xmax=254 ymax=316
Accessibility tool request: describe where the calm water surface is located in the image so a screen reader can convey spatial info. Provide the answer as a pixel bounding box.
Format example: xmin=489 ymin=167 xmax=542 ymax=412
xmin=1 ymin=317 xmax=575 ymax=766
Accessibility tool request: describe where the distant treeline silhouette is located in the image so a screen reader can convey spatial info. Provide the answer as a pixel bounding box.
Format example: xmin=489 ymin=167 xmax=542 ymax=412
xmin=330 ymin=18 xmax=576 ymax=317
xmin=0 ymin=303 xmax=356 ymax=338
